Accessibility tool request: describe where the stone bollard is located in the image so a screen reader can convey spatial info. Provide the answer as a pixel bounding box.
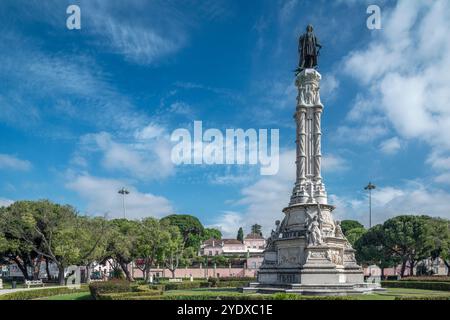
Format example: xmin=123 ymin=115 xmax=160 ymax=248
xmin=0 ymin=278 xmax=3 ymax=289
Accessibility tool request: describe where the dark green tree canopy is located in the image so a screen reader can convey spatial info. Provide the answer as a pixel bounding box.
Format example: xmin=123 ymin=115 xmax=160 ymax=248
xmin=203 ymin=228 xmax=222 ymax=240
xmin=237 ymin=227 xmax=244 ymax=242
xmin=340 ymin=220 xmax=364 ymax=235
xmin=160 ymin=214 xmax=205 ymax=249
xmin=251 ymin=224 xmax=263 ymax=236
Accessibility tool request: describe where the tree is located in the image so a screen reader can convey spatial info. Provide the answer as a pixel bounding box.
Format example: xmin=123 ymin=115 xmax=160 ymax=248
xmin=106 ymin=219 xmax=140 ymax=282
xmin=354 ymin=225 xmax=398 ymax=278
xmin=134 ymin=217 xmax=171 ymax=282
xmin=427 ymin=217 xmax=450 ymax=275
xmin=203 ymin=228 xmax=222 ymax=240
xmin=1 ymin=200 xmax=82 ymax=285
xmin=341 ymin=220 xmax=364 ymax=236
xmin=346 ymin=227 xmax=366 ymax=247
xmin=251 ymin=224 xmax=262 ymax=236
xmin=237 ymin=227 xmax=244 ymax=242
xmin=380 ymin=216 xmax=434 ymax=277
xmin=161 ymin=214 xmax=204 ymax=249
xmin=0 ymin=202 xmax=41 ymax=280
xmin=76 ymin=216 xmax=109 ymax=283
xmin=162 ymin=225 xmax=184 ymax=278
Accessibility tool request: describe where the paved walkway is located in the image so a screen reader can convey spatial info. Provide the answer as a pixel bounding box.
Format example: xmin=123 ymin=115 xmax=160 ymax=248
xmin=0 ymin=286 xmax=62 ymax=295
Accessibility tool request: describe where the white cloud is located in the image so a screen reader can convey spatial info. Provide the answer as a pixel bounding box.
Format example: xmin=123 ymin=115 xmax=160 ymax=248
xmin=0 ymin=32 xmax=148 ymax=134
xmin=331 ymin=182 xmax=450 ymax=226
xmin=96 ymin=17 xmax=184 ymax=65
xmin=209 ymin=174 xmax=254 ymax=186
xmin=320 ymin=74 xmax=340 ymax=100
xmin=66 ymin=173 xmax=173 ymax=219
xmin=278 ymin=0 xmax=299 ymax=24
xmin=213 ymin=149 xmax=295 ymax=236
xmin=0 ymin=198 xmax=14 ymax=208
xmin=80 ymin=130 xmax=174 ymax=180
xmin=82 ymin=0 xmax=205 ymax=66
xmin=434 ymin=173 xmax=450 ymax=185
xmin=343 ymin=0 xmax=450 ymax=168
xmin=207 ymin=211 xmax=244 ymax=238
xmin=322 ymin=154 xmax=349 ymax=172
xmin=134 ymin=123 xmax=166 ymax=140
xmin=0 ymin=154 xmax=31 ymax=171
xmin=335 ymin=123 xmax=389 ymax=143
xmin=213 ymin=150 xmax=352 ymax=236
xmin=379 ymin=137 xmax=401 ymax=155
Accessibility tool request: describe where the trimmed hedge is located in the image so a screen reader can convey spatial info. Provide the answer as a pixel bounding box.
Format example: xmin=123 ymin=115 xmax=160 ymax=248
xmin=395 ymin=295 xmax=450 ymax=300
xmin=215 ymin=277 xmax=256 ymax=282
xmin=98 ymin=291 xmax=163 ymax=300
xmin=163 ymin=281 xmax=210 ymax=291
xmin=215 ymin=280 xmax=250 ymax=288
xmin=96 ymin=291 xmax=354 ymax=300
xmin=381 ymin=280 xmax=450 ymax=291
xmin=400 ymin=276 xmax=450 ymax=282
xmin=161 ymin=280 xmax=250 ymax=291
xmin=89 ymin=280 xmax=131 ymax=299
xmin=0 ymin=286 xmax=89 ymax=300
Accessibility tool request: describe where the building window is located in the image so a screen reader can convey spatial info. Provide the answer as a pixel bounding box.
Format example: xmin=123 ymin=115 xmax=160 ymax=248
xmin=209 ymin=251 xmax=212 ymax=256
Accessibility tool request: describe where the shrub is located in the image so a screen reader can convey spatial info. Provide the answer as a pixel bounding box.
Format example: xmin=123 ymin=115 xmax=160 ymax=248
xmin=216 ymin=280 xmax=250 ymax=288
xmin=89 ymin=280 xmax=131 ymax=299
xmin=0 ymin=286 xmax=89 ymax=300
xmin=149 ymin=284 xmax=165 ymax=291
xmin=132 ymin=284 xmax=154 ymax=292
xmin=98 ymin=291 xmax=163 ymax=300
xmin=218 ymin=277 xmax=256 ymax=282
xmin=381 ymin=280 xmax=450 ymax=291
xmin=400 ymin=276 xmax=450 ymax=282
xmin=164 ymin=281 xmax=210 ymax=291
xmin=140 ymin=292 xmax=353 ymax=300
xmin=395 ymin=295 xmax=450 ymax=300
xmin=208 ymin=277 xmax=219 ymax=287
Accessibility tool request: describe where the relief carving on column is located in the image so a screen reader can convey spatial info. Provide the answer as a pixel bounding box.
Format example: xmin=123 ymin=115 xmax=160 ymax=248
xmin=296 ymin=70 xmax=322 ymax=107
xmin=328 ymin=250 xmax=343 ymax=265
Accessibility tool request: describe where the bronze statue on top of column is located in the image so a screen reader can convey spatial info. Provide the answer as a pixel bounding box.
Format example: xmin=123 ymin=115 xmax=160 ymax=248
xmin=295 ymin=24 xmax=322 ymax=75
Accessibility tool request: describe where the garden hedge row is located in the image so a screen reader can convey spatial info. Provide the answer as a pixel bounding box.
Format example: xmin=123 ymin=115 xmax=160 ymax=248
xmin=161 ymin=280 xmax=250 ymax=291
xmin=399 ymin=276 xmax=450 ymax=282
xmin=0 ymin=286 xmax=89 ymax=300
xmin=89 ymin=280 xmax=131 ymax=299
xmin=98 ymin=291 xmax=163 ymax=300
xmin=96 ymin=291 xmax=354 ymax=301
xmin=381 ymin=280 xmax=450 ymax=291
xmin=395 ymin=295 xmax=450 ymax=300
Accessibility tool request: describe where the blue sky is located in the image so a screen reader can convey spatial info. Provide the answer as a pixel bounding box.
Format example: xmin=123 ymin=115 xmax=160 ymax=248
xmin=1 ymin=0 xmax=450 ymax=237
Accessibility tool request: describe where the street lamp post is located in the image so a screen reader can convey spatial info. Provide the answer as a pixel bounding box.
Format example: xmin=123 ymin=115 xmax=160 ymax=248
xmin=118 ymin=187 xmax=130 ymax=219
xmin=364 ymin=182 xmax=376 ymax=228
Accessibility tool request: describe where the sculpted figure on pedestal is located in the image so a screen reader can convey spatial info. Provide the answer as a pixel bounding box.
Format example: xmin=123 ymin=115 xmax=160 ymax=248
xmin=266 ymin=220 xmax=281 ymax=250
xmin=307 ymin=215 xmax=323 ymax=246
xmin=334 ymin=220 xmax=345 ymax=238
xmin=296 ymin=24 xmax=322 ymax=75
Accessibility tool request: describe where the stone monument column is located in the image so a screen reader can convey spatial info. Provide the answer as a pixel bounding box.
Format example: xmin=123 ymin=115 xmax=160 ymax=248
xmin=245 ymin=25 xmax=377 ymax=295
xmin=313 ymin=105 xmax=323 ymax=188
xmin=290 ymin=69 xmax=326 ymax=205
